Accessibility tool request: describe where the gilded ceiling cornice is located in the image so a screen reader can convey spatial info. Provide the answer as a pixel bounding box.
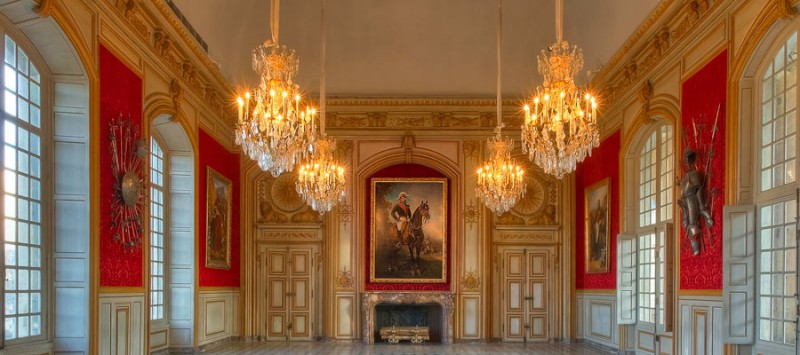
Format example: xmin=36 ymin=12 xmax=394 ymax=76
xmin=592 ymin=0 xmax=676 ymax=86
xmin=102 ymin=0 xmax=236 ymax=128
xmin=592 ymin=0 xmax=724 ymax=106
xmin=325 ymin=97 xmax=518 ymax=108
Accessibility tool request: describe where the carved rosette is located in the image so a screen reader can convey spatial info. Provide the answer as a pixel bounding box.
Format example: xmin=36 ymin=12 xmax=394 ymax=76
xmin=362 ymin=292 xmax=454 ymax=344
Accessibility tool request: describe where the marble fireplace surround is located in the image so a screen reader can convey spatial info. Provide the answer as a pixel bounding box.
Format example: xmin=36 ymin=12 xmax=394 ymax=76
xmin=362 ymin=291 xmax=454 ymax=344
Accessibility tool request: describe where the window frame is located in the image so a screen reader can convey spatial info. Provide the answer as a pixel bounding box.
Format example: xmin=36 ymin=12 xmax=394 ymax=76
xmin=0 ymin=30 xmax=51 ymax=348
xmin=753 ymin=29 xmax=800 ymax=353
xmin=634 ymin=124 xmax=675 ymax=333
xmin=149 ymin=135 xmax=169 ymax=324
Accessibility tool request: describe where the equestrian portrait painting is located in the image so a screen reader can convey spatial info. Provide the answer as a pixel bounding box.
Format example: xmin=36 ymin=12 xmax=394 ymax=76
xmin=370 ymin=178 xmax=447 ymax=283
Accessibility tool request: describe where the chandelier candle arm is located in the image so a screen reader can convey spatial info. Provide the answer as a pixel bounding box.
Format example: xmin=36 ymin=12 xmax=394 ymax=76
xmin=475 ymin=0 xmax=526 ymax=216
xmin=520 ymin=0 xmax=600 ymax=179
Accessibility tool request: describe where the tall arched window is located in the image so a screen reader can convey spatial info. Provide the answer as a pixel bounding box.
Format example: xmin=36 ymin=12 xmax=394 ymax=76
xmin=755 ymin=31 xmax=798 ymax=350
xmin=150 ymin=137 xmax=166 ymax=322
xmin=2 ymin=34 xmax=44 ymax=343
xmin=618 ymin=122 xmax=676 ymax=354
xmin=636 ymin=125 xmax=674 ymax=328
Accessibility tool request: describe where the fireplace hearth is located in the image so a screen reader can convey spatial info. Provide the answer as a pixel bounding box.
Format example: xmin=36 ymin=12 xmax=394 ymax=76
xmin=375 ymin=303 xmax=441 ymax=342
xmin=361 ymin=292 xmax=454 ymax=344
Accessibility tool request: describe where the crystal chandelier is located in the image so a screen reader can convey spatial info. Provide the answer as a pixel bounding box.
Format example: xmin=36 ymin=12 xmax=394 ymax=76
xmin=294 ymin=0 xmax=347 ymax=215
xmin=521 ymin=0 xmax=599 ymax=179
xmin=477 ymin=126 xmax=526 ymax=215
xmin=476 ymin=0 xmax=526 ymax=216
xmin=296 ymin=138 xmax=346 ymax=214
xmin=236 ymin=0 xmax=316 ymax=177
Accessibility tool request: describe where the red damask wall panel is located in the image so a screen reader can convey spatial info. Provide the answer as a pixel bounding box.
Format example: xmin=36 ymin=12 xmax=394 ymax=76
xmin=680 ymin=50 xmax=727 ymax=290
xmin=99 ymin=45 xmax=143 ymax=287
xmin=199 ymin=129 xmax=241 ymax=287
xmin=575 ymin=131 xmax=621 ymax=289
xmin=365 ymin=164 xmax=450 ymax=291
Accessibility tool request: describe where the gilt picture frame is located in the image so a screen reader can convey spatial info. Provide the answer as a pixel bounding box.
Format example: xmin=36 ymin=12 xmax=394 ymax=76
xmin=585 ymin=178 xmax=610 ymax=274
xmin=206 ymin=167 xmax=232 ymax=270
xmin=370 ymin=178 xmax=448 ymax=283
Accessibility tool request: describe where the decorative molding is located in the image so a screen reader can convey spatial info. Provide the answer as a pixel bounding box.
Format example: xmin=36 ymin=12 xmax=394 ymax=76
xmin=327 ymin=98 xmax=517 ymax=107
xmin=595 ymin=0 xmax=723 ymax=107
xmin=462 ymin=140 xmax=479 ymax=161
xmin=104 ymin=0 xmax=236 ymax=135
xmin=361 ymin=291 xmax=454 ymax=344
xmin=775 ymin=0 xmax=799 ymax=20
xmin=336 ymin=269 xmax=355 ymax=289
xmin=402 ymin=134 xmax=415 ymax=164
xmin=495 ymin=232 xmax=555 ymax=242
xmin=337 ymin=204 xmax=353 ymax=229
xmin=170 ymin=79 xmax=183 ymax=118
xmin=256 ymin=231 xmax=320 ymax=242
xmin=461 ymin=199 xmax=480 ymax=229
xmin=459 ymin=271 xmax=481 ymax=291
xmin=327 ymin=110 xmax=515 ymax=130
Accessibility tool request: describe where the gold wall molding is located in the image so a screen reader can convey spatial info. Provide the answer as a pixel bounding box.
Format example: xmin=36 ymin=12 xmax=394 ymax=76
xmin=494 ymin=231 xmax=556 ymax=243
xmin=327 ymin=97 xmax=516 ymax=107
xmin=101 ymin=0 xmax=236 ymax=135
xmin=460 ymin=271 xmax=482 ymax=291
xmin=336 ymin=269 xmax=355 ymax=289
xmin=256 ymin=231 xmax=321 ymax=242
xmin=595 ymin=0 xmax=722 ymax=107
xmin=495 ymin=167 xmax=560 ymax=227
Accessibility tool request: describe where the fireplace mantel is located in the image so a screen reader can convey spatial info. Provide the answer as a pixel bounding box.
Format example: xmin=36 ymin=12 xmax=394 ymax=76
xmin=361 ymin=291 xmax=454 ymax=344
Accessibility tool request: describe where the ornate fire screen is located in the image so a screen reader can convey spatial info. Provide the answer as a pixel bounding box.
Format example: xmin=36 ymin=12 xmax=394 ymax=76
xmin=362 ymin=291 xmax=454 ymax=344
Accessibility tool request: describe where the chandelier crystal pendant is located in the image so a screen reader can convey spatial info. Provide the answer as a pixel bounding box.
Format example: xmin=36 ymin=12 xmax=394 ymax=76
xmin=294 ymin=0 xmax=347 ymax=215
xmin=236 ymin=0 xmax=317 ymax=177
xmin=521 ymin=0 xmax=599 ymax=179
xmin=476 ymin=0 xmax=526 ymax=216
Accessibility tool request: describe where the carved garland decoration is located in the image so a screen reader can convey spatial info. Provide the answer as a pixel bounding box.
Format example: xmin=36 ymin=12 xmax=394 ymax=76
xmin=109 ymin=115 xmax=147 ymax=248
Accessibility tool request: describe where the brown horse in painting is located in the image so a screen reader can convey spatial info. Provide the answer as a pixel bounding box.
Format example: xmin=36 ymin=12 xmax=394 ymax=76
xmin=389 ymin=200 xmax=430 ymax=276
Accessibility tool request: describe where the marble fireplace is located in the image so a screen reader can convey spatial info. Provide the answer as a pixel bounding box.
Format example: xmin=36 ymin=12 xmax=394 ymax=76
xmin=361 ymin=291 xmax=454 ymax=344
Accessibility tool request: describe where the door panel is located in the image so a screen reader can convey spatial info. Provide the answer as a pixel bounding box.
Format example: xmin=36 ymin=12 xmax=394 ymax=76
xmin=265 ymin=246 xmax=316 ymax=341
xmin=269 ymin=279 xmax=285 ymax=309
xmin=500 ymin=246 xmax=553 ymax=342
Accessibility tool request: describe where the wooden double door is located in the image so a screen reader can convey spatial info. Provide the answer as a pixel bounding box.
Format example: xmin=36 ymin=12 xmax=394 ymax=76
xmin=261 ymin=245 xmax=319 ymax=341
xmin=497 ymin=245 xmax=555 ymax=342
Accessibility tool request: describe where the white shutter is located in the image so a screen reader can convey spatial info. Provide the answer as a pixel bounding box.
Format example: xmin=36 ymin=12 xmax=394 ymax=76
xmin=661 ymin=223 xmax=674 ymax=332
xmin=722 ymin=205 xmax=756 ymax=344
xmin=617 ymin=233 xmax=637 ymax=324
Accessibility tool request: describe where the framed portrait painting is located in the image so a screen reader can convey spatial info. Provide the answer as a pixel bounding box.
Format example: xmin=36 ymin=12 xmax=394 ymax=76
xmin=370 ymin=178 xmax=447 ymax=283
xmin=585 ymin=178 xmax=609 ymax=274
xmin=206 ymin=167 xmax=232 ymax=270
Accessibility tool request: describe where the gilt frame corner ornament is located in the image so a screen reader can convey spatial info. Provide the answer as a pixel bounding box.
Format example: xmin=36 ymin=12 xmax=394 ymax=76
xmin=206 ymin=167 xmax=232 ymax=270
xmin=109 ymin=115 xmax=147 ymax=249
xmin=585 ymin=178 xmax=610 ymax=274
xmin=370 ymin=178 xmax=448 ymax=283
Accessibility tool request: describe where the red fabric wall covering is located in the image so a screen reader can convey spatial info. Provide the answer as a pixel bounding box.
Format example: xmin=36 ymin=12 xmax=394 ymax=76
xmin=99 ymin=44 xmax=144 ymax=287
xmin=364 ymin=164 xmax=450 ymax=291
xmin=198 ymin=129 xmax=241 ymax=287
xmin=679 ymin=50 xmax=727 ymax=290
xmin=575 ymin=131 xmax=621 ymax=289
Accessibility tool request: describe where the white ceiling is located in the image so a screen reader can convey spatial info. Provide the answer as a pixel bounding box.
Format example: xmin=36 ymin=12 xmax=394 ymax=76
xmin=172 ymin=0 xmax=660 ymax=99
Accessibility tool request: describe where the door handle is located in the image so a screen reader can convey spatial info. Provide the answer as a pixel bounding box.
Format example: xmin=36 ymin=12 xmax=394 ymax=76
xmin=524 ymin=296 xmax=534 ymax=301
xmin=286 ymin=292 xmax=296 ymax=296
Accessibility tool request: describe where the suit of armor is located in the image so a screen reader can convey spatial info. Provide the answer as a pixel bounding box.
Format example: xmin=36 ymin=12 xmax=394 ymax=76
xmin=678 ymin=149 xmax=713 ymax=255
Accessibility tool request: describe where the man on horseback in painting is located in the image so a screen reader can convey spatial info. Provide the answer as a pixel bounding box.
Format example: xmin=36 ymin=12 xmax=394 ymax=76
xmin=391 ymin=192 xmax=412 ymax=245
